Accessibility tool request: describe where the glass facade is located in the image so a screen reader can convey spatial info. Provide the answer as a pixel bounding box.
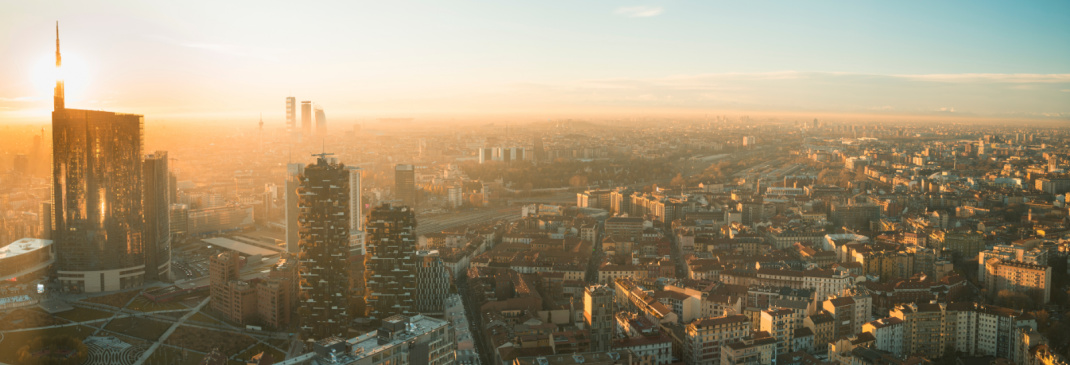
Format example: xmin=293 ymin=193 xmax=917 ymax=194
xmin=52 ymin=108 xmax=146 ymax=292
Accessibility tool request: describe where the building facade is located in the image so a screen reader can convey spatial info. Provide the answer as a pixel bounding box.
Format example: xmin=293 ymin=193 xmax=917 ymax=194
xmin=365 ymin=204 xmax=418 ymax=320
xmin=298 ymin=156 xmax=352 ymax=342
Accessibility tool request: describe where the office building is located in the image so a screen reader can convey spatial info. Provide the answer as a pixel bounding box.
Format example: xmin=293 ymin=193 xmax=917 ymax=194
xmin=169 ymin=204 xmax=189 ymax=238
xmin=286 ymin=96 xmax=296 ymax=132
xmin=143 ymin=151 xmax=172 ymax=282
xmin=300 ymin=314 xmax=456 ymax=365
xmin=286 ymin=163 xmax=305 ymax=253
xmin=415 ymin=250 xmax=450 ymax=316
xmin=186 ymin=205 xmax=254 ymax=236
xmin=0 ymin=238 xmax=55 ymax=284
xmin=298 ymin=155 xmax=352 ymax=342
xmin=315 ymin=105 xmax=326 ymax=137
xmin=364 ymin=204 xmax=418 ymax=320
xmin=51 ymin=26 xmax=148 ymax=293
xmin=39 ymin=202 xmax=52 ymax=240
xmin=585 ymin=285 xmax=614 ymax=352
xmin=301 ymin=101 xmax=312 ymax=136
xmin=346 ymin=166 xmax=364 ymax=254
xmin=395 ymin=164 xmax=416 ymax=208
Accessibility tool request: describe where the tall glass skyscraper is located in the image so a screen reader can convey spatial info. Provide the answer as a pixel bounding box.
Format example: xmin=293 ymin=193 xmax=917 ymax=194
xmin=51 ymin=25 xmax=149 ymax=292
xmin=143 ymin=151 xmax=172 ymax=282
xmin=394 ymin=164 xmax=416 ymax=208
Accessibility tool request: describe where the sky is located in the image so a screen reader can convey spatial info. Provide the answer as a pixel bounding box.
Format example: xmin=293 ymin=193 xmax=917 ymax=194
xmin=1 ymin=0 xmax=1068 ymax=124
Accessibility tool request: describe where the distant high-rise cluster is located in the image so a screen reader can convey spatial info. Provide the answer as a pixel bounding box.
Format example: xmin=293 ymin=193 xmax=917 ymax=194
xmin=286 ymin=96 xmax=296 ymax=132
xmin=301 ymin=100 xmax=312 ymax=137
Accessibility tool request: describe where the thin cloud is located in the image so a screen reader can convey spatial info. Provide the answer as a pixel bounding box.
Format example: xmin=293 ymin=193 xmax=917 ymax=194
xmin=143 ymin=35 xmax=289 ymax=61
xmin=615 ymin=6 xmax=663 ymax=18
xmin=0 ymin=96 xmax=38 ymax=102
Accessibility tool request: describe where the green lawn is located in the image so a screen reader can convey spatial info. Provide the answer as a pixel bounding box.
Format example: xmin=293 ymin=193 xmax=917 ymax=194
xmin=165 ymin=325 xmax=256 ymax=355
xmin=81 ymin=290 xmax=141 ymax=308
xmin=187 ymin=312 xmax=223 ymax=325
xmin=0 ymin=308 xmax=69 ymax=331
xmin=103 ymin=316 xmax=173 ymax=341
xmin=0 ymin=326 xmax=96 ymax=364
xmin=53 ymin=307 xmax=114 ymax=322
xmin=128 ymin=297 xmax=189 ymax=312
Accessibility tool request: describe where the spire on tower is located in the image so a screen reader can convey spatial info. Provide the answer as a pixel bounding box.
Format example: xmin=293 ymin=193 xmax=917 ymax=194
xmin=54 ymin=21 xmax=64 ymax=111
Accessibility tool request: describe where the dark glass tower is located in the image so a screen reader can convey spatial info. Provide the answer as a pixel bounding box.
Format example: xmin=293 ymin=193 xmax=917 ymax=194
xmin=51 ymin=25 xmax=147 ymax=292
xmin=297 ymin=155 xmax=351 ymax=342
xmin=301 ymin=101 xmax=312 ymax=136
xmin=143 ymin=151 xmax=171 ymax=282
xmin=394 ymin=164 xmax=416 ymax=208
xmin=364 ymin=204 xmax=417 ymax=320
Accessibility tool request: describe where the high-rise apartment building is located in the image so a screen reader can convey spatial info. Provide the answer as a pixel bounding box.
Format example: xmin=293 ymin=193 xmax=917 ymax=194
xmin=210 ymin=251 xmax=242 ymax=315
xmin=364 ymin=204 xmax=418 ymax=320
xmin=143 ymin=151 xmax=172 ymax=282
xmin=51 ymin=26 xmax=149 ymax=293
xmin=315 ymin=105 xmax=326 ymax=138
xmin=297 ymin=155 xmax=352 ymax=342
xmin=285 ymin=163 xmax=304 ymax=253
xmin=301 ymin=101 xmax=312 ymax=136
xmin=347 ymin=166 xmax=364 ymax=254
xmin=258 ymin=255 xmax=299 ymax=329
xmin=286 ymin=96 xmax=296 ymax=132
xmin=584 ymin=284 xmax=614 ymax=352
xmin=984 ymin=260 xmax=1052 ymax=304
xmin=394 ymin=164 xmax=416 ymax=208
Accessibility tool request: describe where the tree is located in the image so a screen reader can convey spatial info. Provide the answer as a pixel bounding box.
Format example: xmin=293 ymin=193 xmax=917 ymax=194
xmin=996 ymin=289 xmax=1035 ymax=310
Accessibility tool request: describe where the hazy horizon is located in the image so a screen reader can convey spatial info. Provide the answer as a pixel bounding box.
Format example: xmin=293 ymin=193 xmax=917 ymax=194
xmin=2 ymin=1 xmax=1068 ymax=124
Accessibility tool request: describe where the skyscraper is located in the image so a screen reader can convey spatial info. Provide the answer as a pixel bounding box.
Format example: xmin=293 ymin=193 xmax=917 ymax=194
xmin=297 ymin=154 xmax=351 ymax=342
xmin=364 ymin=204 xmax=418 ymax=320
xmin=51 ymin=25 xmax=149 ymax=292
xmin=346 ymin=166 xmax=364 ymax=255
xmin=286 ymin=96 xmax=296 ymax=132
xmin=301 ymin=101 xmax=312 ymax=136
xmin=285 ymin=163 xmax=304 ymax=253
xmin=394 ymin=164 xmax=416 ymax=208
xmin=315 ymin=105 xmax=326 ymax=138
xmin=143 ymin=151 xmax=172 ymax=282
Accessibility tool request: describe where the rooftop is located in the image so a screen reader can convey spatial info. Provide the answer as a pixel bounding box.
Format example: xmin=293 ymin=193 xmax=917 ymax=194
xmin=0 ymin=238 xmax=52 ymax=260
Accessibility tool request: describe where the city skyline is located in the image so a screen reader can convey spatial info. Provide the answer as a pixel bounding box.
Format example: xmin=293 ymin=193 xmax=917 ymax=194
xmin=0 ymin=4 xmax=1069 ymax=365
xmin=1 ymin=1 xmax=1068 ymax=124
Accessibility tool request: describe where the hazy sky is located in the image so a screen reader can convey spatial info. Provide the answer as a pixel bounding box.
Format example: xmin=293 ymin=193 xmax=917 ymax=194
xmin=1 ymin=1 xmax=1068 ymax=124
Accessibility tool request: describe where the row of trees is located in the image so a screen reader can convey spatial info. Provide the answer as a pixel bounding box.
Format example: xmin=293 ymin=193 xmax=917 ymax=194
xmin=15 ymin=336 xmax=88 ymax=365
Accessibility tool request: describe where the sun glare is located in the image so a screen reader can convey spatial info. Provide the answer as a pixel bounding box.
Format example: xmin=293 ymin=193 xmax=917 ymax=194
xmin=30 ymin=51 xmax=91 ymax=106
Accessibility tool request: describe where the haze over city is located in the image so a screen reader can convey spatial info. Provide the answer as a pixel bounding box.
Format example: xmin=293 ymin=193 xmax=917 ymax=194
xmin=1 ymin=2 xmax=1070 ymax=365
xmin=2 ymin=1 xmax=1069 ymax=124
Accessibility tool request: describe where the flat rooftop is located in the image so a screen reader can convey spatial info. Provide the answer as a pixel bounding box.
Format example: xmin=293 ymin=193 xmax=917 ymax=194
xmin=202 ymin=237 xmax=279 ymax=256
xmin=0 ymin=238 xmax=52 ymax=259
